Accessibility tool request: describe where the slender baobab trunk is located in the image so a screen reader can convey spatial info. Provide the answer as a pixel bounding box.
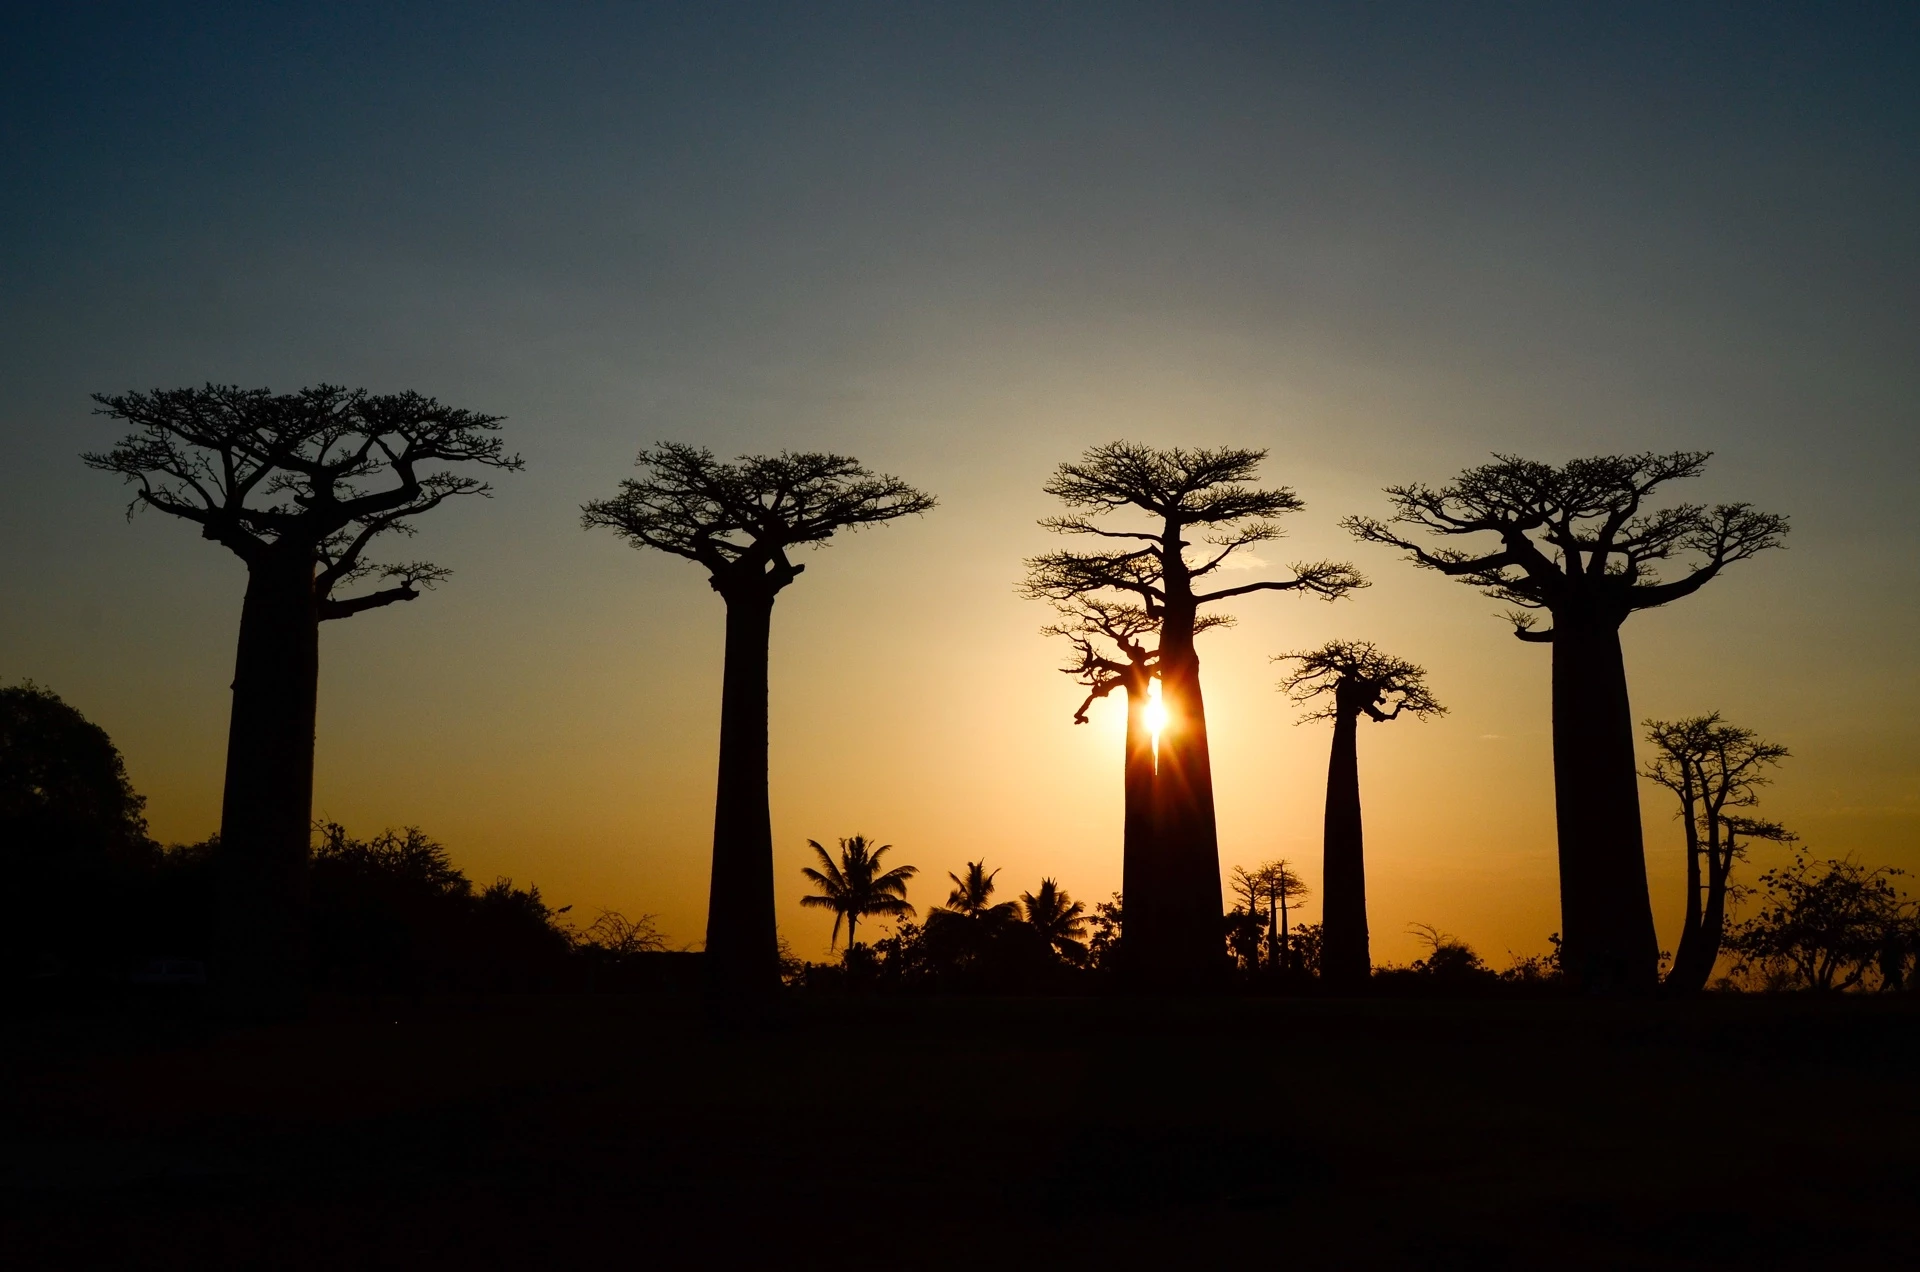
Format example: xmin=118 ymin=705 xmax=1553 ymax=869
xmin=707 ymin=585 xmax=781 ymax=993
xmin=1149 ymin=589 xmax=1226 ymax=988
xmin=1120 ymin=665 xmax=1159 ymax=976
xmin=1664 ymin=778 xmax=1709 ymax=993
xmin=216 ymin=548 xmax=322 ymax=1008
xmin=1550 ymin=616 xmax=1660 ymax=991
xmin=1320 ymin=702 xmax=1370 ymax=986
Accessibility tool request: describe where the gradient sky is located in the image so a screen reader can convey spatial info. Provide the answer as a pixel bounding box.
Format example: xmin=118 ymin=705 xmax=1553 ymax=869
xmin=4 ymin=2 xmax=1916 ymax=964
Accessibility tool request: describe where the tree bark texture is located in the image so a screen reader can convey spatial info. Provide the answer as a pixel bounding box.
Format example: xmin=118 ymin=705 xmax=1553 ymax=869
xmin=215 ymin=550 xmax=322 ymax=1008
xmin=1320 ymin=703 xmax=1370 ymax=986
xmin=706 ymin=588 xmax=781 ymax=994
xmin=1550 ymin=618 xmax=1660 ymax=991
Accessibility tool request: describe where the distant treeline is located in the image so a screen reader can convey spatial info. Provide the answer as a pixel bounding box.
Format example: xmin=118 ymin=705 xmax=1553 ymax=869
xmin=6 ymin=680 xmax=1914 ymax=1002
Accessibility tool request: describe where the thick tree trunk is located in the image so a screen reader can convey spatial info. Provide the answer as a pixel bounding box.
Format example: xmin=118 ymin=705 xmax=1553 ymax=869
xmin=1118 ymin=669 xmax=1159 ymax=976
xmin=706 ymin=587 xmax=781 ymax=994
xmin=1320 ymin=705 xmax=1370 ymax=986
xmin=1550 ymin=617 xmax=1660 ymax=991
xmin=216 ymin=550 xmax=322 ymax=1009
xmin=1148 ymin=611 xmax=1227 ymax=988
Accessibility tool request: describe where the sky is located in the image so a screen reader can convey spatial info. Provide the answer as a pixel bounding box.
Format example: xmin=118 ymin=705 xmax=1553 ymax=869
xmin=3 ymin=2 xmax=1916 ymax=965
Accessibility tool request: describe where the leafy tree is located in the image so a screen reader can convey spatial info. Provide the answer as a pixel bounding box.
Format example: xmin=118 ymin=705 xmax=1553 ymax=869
xmin=583 ymin=445 xmax=933 ymax=994
xmin=1346 ymin=453 xmax=1787 ymax=990
xmin=0 ymin=682 xmax=157 ymax=969
xmin=1087 ymin=892 xmax=1125 ymax=969
xmin=1727 ymin=853 xmax=1917 ymax=992
xmin=86 ymin=385 xmax=520 ymax=1002
xmin=1407 ymin=923 xmax=1493 ymax=982
xmin=1026 ymin=443 xmax=1363 ymax=986
xmin=799 ymin=835 xmax=918 ymax=951
xmin=1275 ymin=642 xmax=1443 ymax=985
xmin=1642 ymin=715 xmax=1792 ymax=993
xmin=1020 ymin=878 xmax=1090 ymax=964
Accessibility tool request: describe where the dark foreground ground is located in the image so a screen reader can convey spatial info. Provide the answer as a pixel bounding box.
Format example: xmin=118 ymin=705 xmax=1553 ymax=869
xmin=4 ymin=992 xmax=1916 ymax=1269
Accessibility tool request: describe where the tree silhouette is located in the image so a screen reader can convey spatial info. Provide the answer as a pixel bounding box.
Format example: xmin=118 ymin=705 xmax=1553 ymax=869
xmin=1020 ymin=877 xmax=1090 ymax=964
xmin=583 ymin=445 xmax=933 ymax=994
xmin=1643 ymin=715 xmax=1792 ymax=993
xmin=2 ymin=681 xmax=157 ymax=974
xmin=1345 ymin=452 xmax=1787 ymax=990
xmin=1231 ymin=861 xmax=1310 ymax=974
xmin=1275 ymin=642 xmax=1443 ymax=985
xmin=85 ymin=385 xmax=520 ymax=1003
xmin=799 ymin=835 xmax=918 ymax=951
xmin=1728 ymin=852 xmax=1917 ymax=992
xmin=1026 ymin=443 xmax=1363 ymax=987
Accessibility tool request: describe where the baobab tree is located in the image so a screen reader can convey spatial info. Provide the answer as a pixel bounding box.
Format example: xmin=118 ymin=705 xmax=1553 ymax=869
xmin=1643 ymin=714 xmax=1792 ymax=993
xmin=1345 ymin=452 xmax=1787 ymax=990
xmin=1026 ymin=443 xmax=1363 ymax=987
xmin=84 ymin=384 xmax=520 ymax=1003
xmin=583 ymin=445 xmax=933 ymax=994
xmin=1231 ymin=860 xmax=1310 ymax=974
xmin=1275 ymin=641 xmax=1444 ymax=986
xmin=799 ymin=834 xmax=918 ymax=951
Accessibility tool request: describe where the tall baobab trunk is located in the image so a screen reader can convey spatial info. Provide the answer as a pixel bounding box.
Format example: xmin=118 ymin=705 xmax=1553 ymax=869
xmin=1149 ymin=590 xmax=1226 ymax=987
xmin=1550 ymin=616 xmax=1660 ymax=991
xmin=1670 ymin=821 xmax=1735 ymax=993
xmin=1665 ymin=782 xmax=1709 ymax=992
xmin=216 ymin=548 xmax=322 ymax=1006
xmin=707 ymin=584 xmax=781 ymax=993
xmin=1119 ymin=666 xmax=1159 ymax=975
xmin=1320 ymin=702 xmax=1370 ymax=986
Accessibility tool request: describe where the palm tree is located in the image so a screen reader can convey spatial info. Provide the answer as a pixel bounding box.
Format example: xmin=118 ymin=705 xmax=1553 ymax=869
xmin=943 ymin=861 xmax=1020 ymax=925
xmin=1021 ymin=878 xmax=1090 ymax=963
xmin=799 ymin=835 xmax=917 ymax=950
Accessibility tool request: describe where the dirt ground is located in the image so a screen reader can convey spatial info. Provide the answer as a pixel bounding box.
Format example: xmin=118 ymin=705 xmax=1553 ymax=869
xmin=4 ymin=992 xmax=1916 ymax=1269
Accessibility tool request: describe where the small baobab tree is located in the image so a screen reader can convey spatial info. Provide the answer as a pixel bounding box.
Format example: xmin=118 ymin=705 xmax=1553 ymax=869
xmin=85 ymin=385 xmax=520 ymax=1002
xmin=1643 ymin=714 xmax=1792 ymax=993
xmin=1231 ymin=861 xmax=1310 ymax=974
xmin=1345 ymin=452 xmax=1787 ymax=990
xmin=1275 ymin=641 xmax=1444 ymax=986
xmin=799 ymin=834 xmax=918 ymax=952
xmin=1026 ymin=443 xmax=1363 ymax=987
xmin=583 ymin=445 xmax=933 ymax=994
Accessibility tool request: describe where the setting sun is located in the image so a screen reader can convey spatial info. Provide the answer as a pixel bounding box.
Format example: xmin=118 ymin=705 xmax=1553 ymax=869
xmin=1145 ymin=677 xmax=1168 ymax=754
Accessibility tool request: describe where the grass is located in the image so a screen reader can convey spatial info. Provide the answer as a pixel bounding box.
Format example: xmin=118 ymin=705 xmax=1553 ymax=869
xmin=4 ymin=992 xmax=1917 ymax=1268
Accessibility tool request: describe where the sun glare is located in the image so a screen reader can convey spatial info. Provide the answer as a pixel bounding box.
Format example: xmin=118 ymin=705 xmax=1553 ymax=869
xmin=1145 ymin=678 xmax=1168 ymax=752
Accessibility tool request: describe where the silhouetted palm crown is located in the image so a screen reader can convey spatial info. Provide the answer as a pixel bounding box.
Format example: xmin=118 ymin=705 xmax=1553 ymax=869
xmin=939 ymin=860 xmax=1020 ymax=926
xmin=799 ymin=835 xmax=917 ymax=949
xmin=1020 ymin=878 xmax=1090 ymax=960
